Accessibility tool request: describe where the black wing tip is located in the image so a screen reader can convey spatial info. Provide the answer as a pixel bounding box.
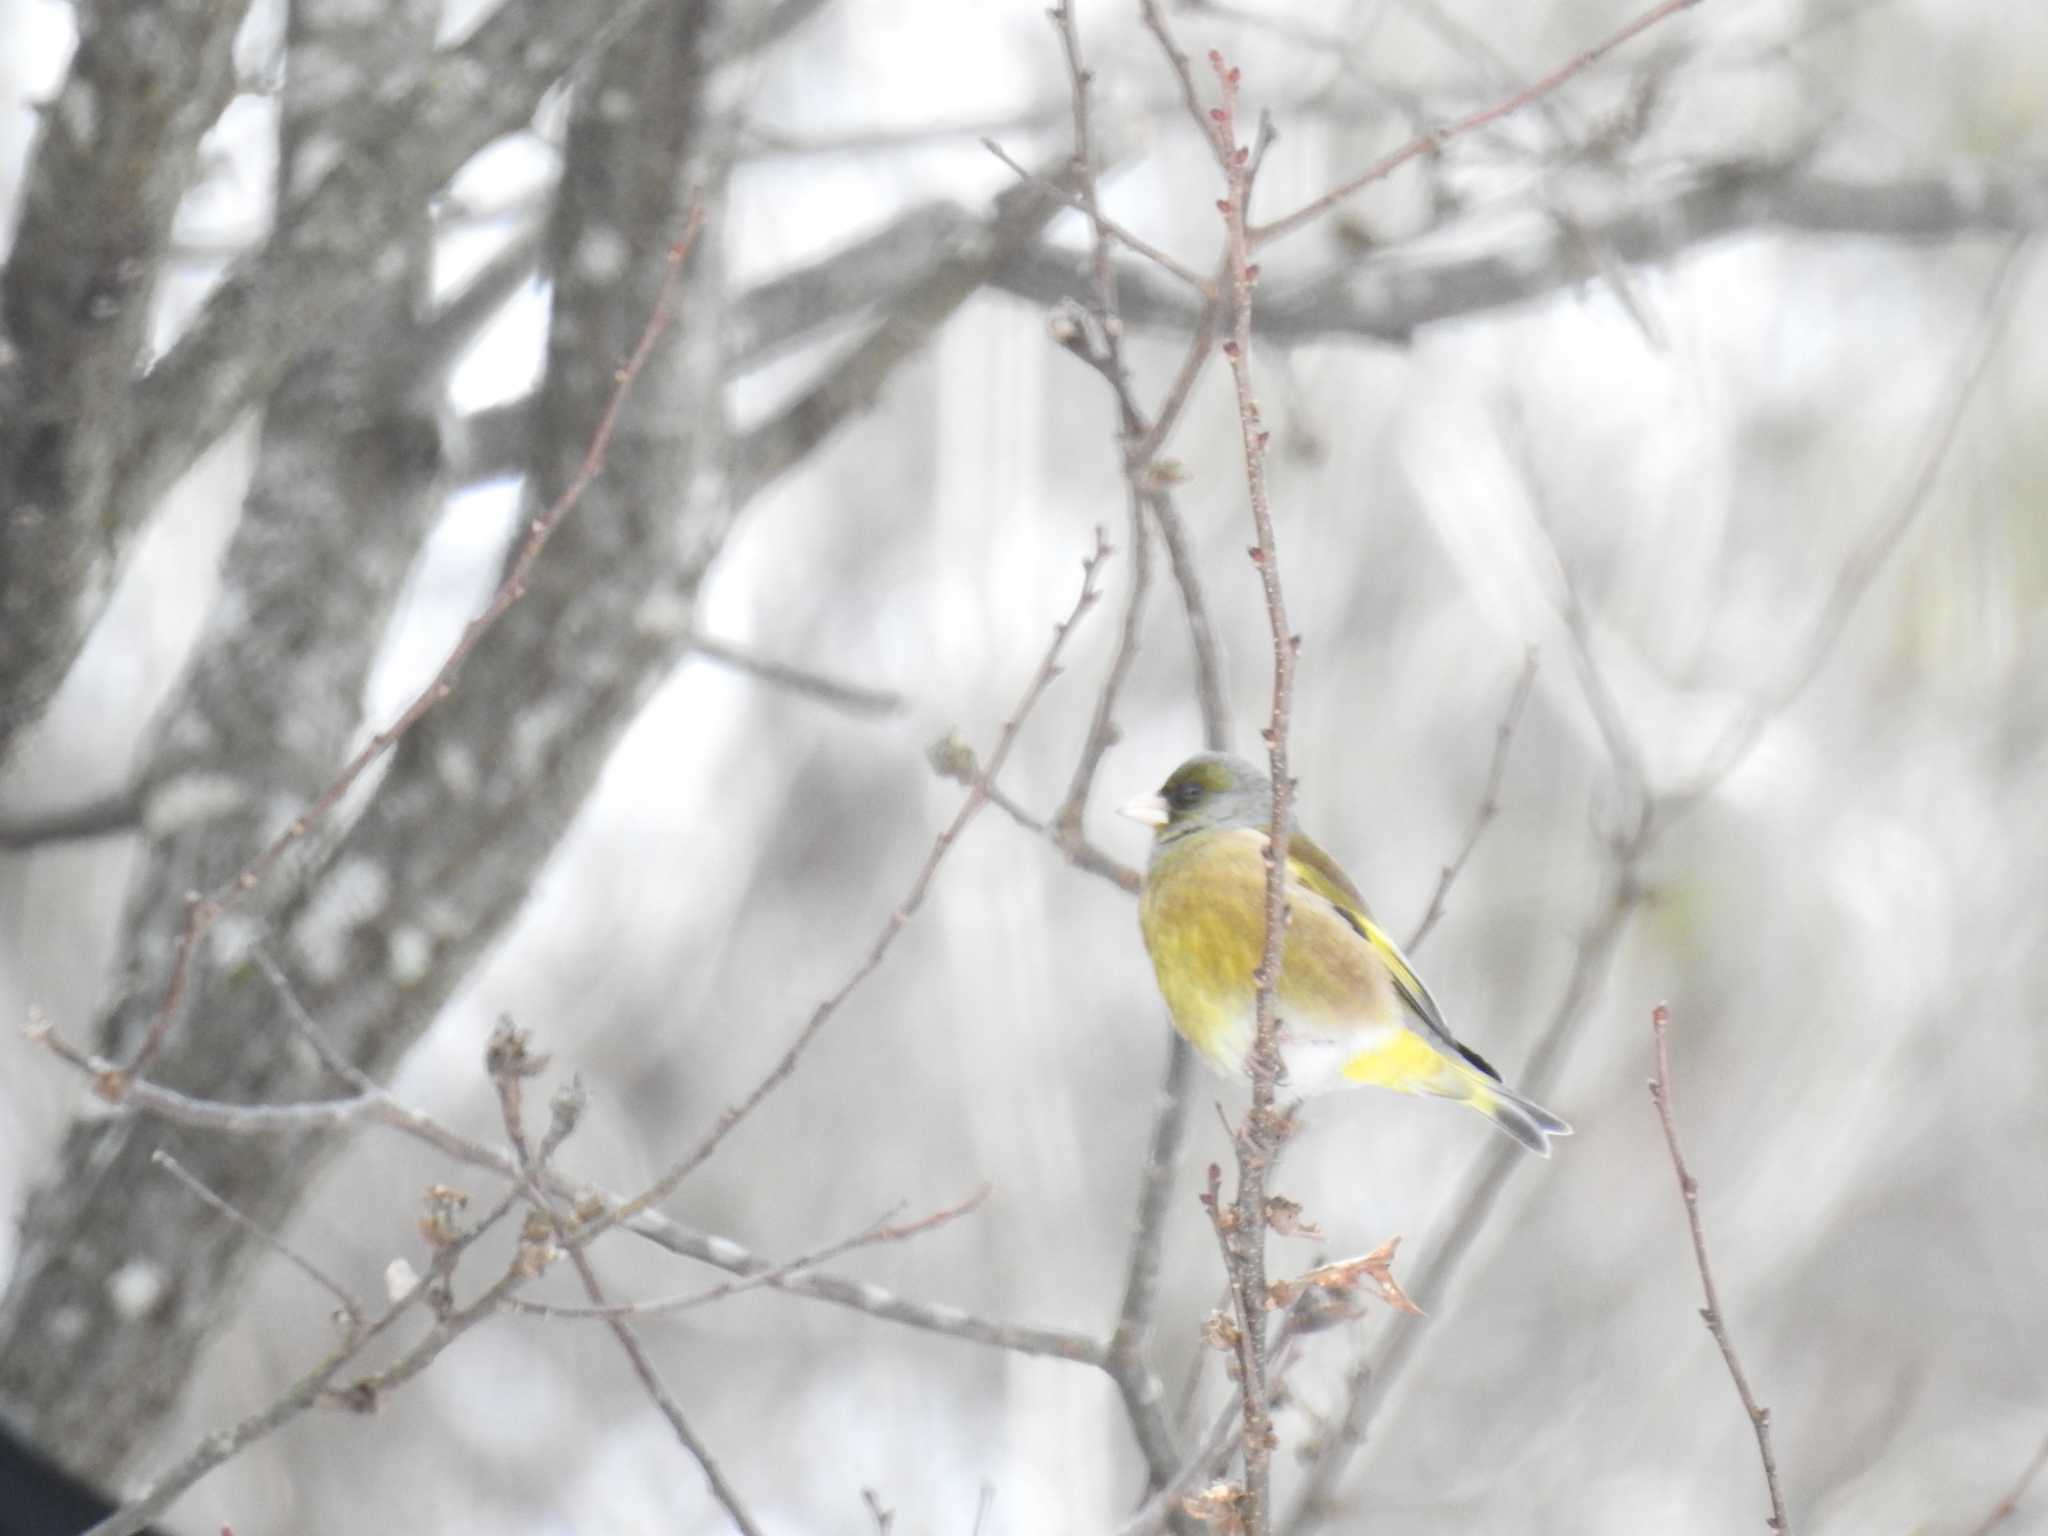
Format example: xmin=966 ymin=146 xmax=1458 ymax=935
xmin=1456 ymin=1041 xmax=1505 ymax=1084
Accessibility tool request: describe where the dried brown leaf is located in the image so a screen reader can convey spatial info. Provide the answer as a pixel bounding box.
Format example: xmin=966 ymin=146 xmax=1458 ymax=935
xmin=1273 ymin=1235 xmax=1424 ymax=1317
xmin=1201 ymin=1309 xmax=1242 ymax=1352
xmin=1183 ymin=1480 xmax=1248 ymax=1533
xmin=1264 ymin=1194 xmax=1322 ymax=1238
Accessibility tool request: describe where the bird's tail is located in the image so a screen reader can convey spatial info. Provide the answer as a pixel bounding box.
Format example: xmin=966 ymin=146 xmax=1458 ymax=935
xmin=1448 ymin=1063 xmax=1573 ymax=1157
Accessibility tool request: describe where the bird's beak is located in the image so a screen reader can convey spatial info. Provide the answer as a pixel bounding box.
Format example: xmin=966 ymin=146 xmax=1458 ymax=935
xmin=1118 ymin=793 xmax=1170 ymax=828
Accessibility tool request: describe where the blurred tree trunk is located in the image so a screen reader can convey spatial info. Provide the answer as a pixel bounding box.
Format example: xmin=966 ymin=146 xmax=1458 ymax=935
xmin=0 ymin=0 xmax=253 ymax=762
xmin=0 ymin=0 xmax=727 ymax=1485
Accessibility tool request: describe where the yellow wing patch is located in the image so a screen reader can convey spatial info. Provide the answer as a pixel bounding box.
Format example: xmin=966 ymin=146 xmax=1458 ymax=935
xmin=1341 ymin=1030 xmax=1491 ymax=1106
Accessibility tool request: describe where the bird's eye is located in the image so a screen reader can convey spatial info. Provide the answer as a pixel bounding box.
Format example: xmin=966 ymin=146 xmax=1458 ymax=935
xmin=1168 ymin=781 xmax=1201 ymax=810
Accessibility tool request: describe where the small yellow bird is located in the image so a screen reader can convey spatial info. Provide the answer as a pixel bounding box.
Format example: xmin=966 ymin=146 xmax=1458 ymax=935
xmin=1122 ymin=753 xmax=1570 ymax=1155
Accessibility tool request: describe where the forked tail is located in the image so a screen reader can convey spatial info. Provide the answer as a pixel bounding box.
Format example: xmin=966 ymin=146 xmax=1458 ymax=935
xmin=1457 ymin=1065 xmax=1572 ymax=1157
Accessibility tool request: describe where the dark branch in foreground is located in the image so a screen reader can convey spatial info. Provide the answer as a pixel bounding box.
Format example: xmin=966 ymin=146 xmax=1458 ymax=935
xmin=1649 ymin=1003 xmax=1791 ymax=1535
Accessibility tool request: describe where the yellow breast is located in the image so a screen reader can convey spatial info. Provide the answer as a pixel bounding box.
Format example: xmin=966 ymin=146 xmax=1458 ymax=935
xmin=1137 ymin=827 xmax=1406 ymax=1082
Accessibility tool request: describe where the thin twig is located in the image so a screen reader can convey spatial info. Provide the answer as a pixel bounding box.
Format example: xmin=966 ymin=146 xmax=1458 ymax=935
xmin=1284 ymin=213 xmax=2027 ymax=1536
xmin=1962 ymin=1435 xmax=2048 ymax=1536
xmin=114 ymin=211 xmax=707 ymax=1089
xmin=489 ymin=1027 xmax=766 ymax=1536
xmin=82 ymin=1188 xmax=523 ymax=1536
xmin=983 ymin=136 xmax=1211 ymax=293
xmin=1250 ymin=0 xmax=1703 ymax=249
xmin=1113 ymin=1394 xmax=1243 ymax=1536
xmin=1670 ymin=237 xmax=2031 ymax=815
xmin=151 ymin=1151 xmax=364 ymax=1333
xmin=929 ymin=741 xmax=1142 ymax=891
xmin=687 ymin=629 xmax=904 ymax=715
xmin=1039 ymin=13 xmax=1229 ymax=1511
xmin=1649 ymin=1003 xmax=1790 ymax=1534
xmin=1044 ymin=0 xmax=1159 ymax=876
xmin=601 ymin=529 xmax=1113 ymax=1235
xmin=1219 ymin=51 xmax=1296 ymax=1536
xmin=27 ymin=1016 xmax=1106 ymax=1370
xmin=1404 ymin=649 xmax=1538 ymax=952
xmin=1143 ymin=28 xmax=1302 ymax=1528
xmin=509 ymin=1188 xmax=989 ymax=1320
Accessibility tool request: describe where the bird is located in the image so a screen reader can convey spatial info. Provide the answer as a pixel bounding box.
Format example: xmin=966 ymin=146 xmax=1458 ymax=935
xmin=1120 ymin=752 xmax=1570 ymax=1155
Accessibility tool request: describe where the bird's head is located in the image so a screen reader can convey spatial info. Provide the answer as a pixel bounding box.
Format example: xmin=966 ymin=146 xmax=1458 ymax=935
xmin=1119 ymin=753 xmax=1273 ymax=843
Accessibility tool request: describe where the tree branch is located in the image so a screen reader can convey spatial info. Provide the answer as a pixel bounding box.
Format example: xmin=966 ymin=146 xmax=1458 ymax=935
xmin=600 ymin=528 xmax=1112 ymax=1236
xmin=1649 ymin=1003 xmax=1790 ymax=1534
xmin=0 ymin=791 xmax=140 ymax=851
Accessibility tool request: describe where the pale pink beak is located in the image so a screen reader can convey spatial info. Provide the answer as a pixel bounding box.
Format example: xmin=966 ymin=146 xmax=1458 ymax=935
xmin=1118 ymin=793 xmax=1170 ymax=828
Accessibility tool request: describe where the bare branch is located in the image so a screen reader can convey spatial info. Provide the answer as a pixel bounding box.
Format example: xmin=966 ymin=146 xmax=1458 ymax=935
xmin=1250 ymin=0 xmax=1703 ymax=249
xmin=1137 ymin=26 xmax=1304 ymax=1526
xmin=0 ymin=0 xmax=255 ymax=761
xmin=1279 ymin=264 xmax=2006 ymax=1510
xmin=111 ymin=0 xmax=686 ymax=531
xmin=28 ymin=1016 xmax=1105 ymax=1371
xmin=393 ymin=227 xmax=543 ymax=403
xmin=1670 ymin=237 xmax=2032 ymax=813
xmin=490 ymin=1025 xmax=766 ymax=1536
xmin=1404 ymin=650 xmax=1538 ymax=952
xmin=989 ymin=161 xmax=2048 ymax=354
xmin=508 ymin=1190 xmax=988 ymax=1321
xmin=602 ymin=529 xmax=1114 ymax=1233
xmin=731 ymin=169 xmax=1075 ymax=505
xmin=81 ymin=1188 xmax=524 ymax=1536
xmin=687 ymin=630 xmax=904 ymax=716
xmin=0 ymin=791 xmax=140 ymax=851
xmin=928 ymin=731 xmax=1141 ymax=892
xmin=1649 ymin=1004 xmax=1791 ymax=1534
xmin=983 ymin=137 xmax=1210 ymax=292
xmin=113 ymin=214 xmax=705 ymax=1089
xmin=150 ymin=1151 xmax=364 ymax=1334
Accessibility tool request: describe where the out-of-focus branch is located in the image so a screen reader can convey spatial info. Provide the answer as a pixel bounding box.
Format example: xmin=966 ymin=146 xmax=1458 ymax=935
xmin=730 ymin=168 xmax=1077 ymax=505
xmin=0 ymin=0 xmax=255 ymax=763
xmin=1283 ymin=220 xmax=2026 ymax=1536
xmin=1042 ymin=0 xmax=1155 ymax=861
xmin=989 ymin=161 xmax=2048 ymax=348
xmin=686 ymin=630 xmax=904 ymax=715
xmin=726 ymin=201 xmax=976 ymax=371
xmin=1404 ymin=650 xmax=1538 ymax=951
xmin=0 ymin=792 xmax=141 ymax=851
xmin=393 ymin=228 xmax=543 ymax=403
xmin=1036 ymin=12 xmax=1240 ymax=1512
xmin=1249 ymin=0 xmax=1702 ymax=249
xmin=708 ymin=0 xmax=832 ymax=60
xmin=1648 ymin=1004 xmax=1791 ymax=1534
xmin=111 ymin=216 xmax=704 ymax=1090
xmin=1670 ymin=237 xmax=2032 ymax=813
xmin=111 ymin=0 xmax=684 ymax=532
xmin=602 ymin=529 xmax=1113 ymax=1235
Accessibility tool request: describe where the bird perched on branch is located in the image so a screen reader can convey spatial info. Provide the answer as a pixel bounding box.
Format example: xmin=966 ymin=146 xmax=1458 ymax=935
xmin=1121 ymin=753 xmax=1570 ymax=1155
